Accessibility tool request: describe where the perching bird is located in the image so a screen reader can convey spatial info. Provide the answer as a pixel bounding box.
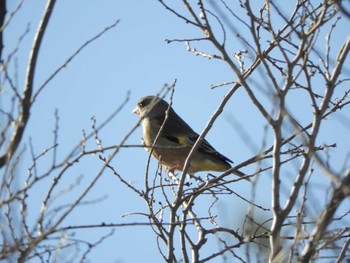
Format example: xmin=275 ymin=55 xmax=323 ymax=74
xmin=133 ymin=96 xmax=247 ymax=179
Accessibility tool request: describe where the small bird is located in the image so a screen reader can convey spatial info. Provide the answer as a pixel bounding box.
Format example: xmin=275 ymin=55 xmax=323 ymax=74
xmin=133 ymin=96 xmax=246 ymax=179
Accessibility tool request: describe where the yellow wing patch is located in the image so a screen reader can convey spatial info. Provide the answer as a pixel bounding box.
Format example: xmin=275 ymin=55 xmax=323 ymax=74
xmin=177 ymin=136 xmax=192 ymax=146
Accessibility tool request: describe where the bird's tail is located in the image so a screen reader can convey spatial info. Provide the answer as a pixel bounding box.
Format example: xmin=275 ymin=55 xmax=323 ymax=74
xmin=231 ymin=169 xmax=251 ymax=182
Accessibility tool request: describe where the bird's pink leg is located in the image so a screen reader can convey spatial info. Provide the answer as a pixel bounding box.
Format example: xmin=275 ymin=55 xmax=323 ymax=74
xmin=167 ymin=163 xmax=183 ymax=174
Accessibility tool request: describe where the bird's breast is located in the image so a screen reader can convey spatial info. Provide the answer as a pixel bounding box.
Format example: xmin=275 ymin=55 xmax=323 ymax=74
xmin=142 ymin=118 xmax=157 ymax=147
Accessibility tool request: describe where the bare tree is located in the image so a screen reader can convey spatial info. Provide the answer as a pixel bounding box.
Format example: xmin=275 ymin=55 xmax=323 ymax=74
xmin=0 ymin=1 xmax=126 ymax=262
xmin=1 ymin=0 xmax=350 ymax=262
xmin=124 ymin=0 xmax=349 ymax=262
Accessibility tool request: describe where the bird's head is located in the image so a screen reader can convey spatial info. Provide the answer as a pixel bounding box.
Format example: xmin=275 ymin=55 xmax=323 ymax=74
xmin=133 ymin=96 xmax=169 ymax=120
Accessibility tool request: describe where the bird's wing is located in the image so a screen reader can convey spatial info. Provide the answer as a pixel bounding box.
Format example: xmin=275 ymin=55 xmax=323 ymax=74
xmin=160 ymin=110 xmax=233 ymax=164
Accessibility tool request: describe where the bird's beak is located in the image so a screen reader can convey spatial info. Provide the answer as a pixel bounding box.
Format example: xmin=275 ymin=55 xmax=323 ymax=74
xmin=132 ymin=107 xmax=140 ymax=115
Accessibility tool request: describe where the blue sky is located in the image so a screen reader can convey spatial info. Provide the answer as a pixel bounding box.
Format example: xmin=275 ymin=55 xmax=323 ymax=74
xmin=3 ymin=1 xmax=350 ymax=262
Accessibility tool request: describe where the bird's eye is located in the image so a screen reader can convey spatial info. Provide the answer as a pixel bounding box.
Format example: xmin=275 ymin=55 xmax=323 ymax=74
xmin=138 ymin=102 xmax=144 ymax=108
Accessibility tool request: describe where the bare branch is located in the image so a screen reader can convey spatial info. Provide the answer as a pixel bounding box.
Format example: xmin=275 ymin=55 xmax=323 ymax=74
xmin=32 ymin=19 xmax=120 ymax=104
xmin=300 ymin=169 xmax=350 ymax=262
xmin=0 ymin=0 xmax=57 ymax=169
